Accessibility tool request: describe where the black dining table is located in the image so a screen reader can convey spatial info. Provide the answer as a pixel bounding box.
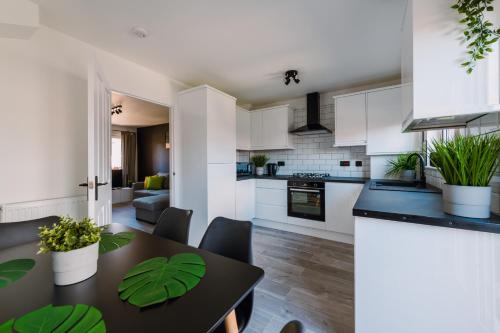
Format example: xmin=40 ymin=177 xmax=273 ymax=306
xmin=0 ymin=223 xmax=264 ymax=332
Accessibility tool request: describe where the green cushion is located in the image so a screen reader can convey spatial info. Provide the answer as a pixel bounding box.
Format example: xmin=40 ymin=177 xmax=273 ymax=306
xmin=144 ymin=176 xmax=151 ymax=189
xmin=146 ymin=176 xmax=164 ymax=190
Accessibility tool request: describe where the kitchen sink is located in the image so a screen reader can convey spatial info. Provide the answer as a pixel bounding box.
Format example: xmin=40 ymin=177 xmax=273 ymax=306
xmin=369 ymin=180 xmax=441 ymax=193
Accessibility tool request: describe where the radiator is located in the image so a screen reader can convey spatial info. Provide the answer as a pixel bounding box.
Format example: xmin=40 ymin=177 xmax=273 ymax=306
xmin=0 ymin=196 xmax=87 ymax=223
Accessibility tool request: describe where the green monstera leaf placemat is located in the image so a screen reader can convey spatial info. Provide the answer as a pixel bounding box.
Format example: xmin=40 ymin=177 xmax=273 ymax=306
xmin=118 ymin=253 xmax=206 ymax=308
xmin=99 ymin=231 xmax=135 ymax=254
xmin=0 ymin=304 xmax=105 ymax=333
xmin=0 ymin=259 xmax=35 ymax=289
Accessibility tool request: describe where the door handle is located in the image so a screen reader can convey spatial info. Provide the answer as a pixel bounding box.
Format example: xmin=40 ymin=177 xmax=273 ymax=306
xmin=79 ymin=178 xmax=89 ymax=201
xmin=94 ymin=176 xmax=108 ymax=201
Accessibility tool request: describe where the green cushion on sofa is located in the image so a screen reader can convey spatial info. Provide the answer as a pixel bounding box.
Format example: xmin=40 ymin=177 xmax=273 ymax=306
xmin=146 ymin=176 xmax=164 ymax=190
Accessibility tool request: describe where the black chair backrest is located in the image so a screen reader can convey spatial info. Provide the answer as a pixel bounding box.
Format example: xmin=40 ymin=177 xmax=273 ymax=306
xmin=153 ymin=207 xmax=193 ymax=244
xmin=0 ymin=216 xmax=59 ymax=250
xmin=280 ymin=320 xmax=304 ymax=333
xmin=199 ymin=217 xmax=254 ymax=332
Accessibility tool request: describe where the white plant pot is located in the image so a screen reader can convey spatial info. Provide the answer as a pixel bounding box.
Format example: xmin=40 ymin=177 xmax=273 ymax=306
xmin=401 ymin=170 xmax=416 ymax=181
xmin=256 ymin=167 xmax=264 ymax=176
xmin=442 ymin=184 xmax=491 ymax=218
xmin=51 ymin=242 xmax=99 ymax=286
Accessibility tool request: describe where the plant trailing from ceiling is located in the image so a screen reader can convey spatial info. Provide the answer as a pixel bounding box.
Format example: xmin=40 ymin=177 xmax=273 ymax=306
xmin=250 ymin=154 xmax=269 ymax=168
xmin=0 ymin=259 xmax=35 ymax=289
xmin=118 ymin=253 xmax=206 ymax=308
xmin=0 ymin=304 xmax=106 ymax=333
xmin=385 ymin=153 xmax=418 ymax=176
xmin=452 ymin=0 xmax=500 ymax=74
xmin=38 ymin=216 xmax=101 ymax=254
xmin=430 ymin=134 xmax=500 ymax=186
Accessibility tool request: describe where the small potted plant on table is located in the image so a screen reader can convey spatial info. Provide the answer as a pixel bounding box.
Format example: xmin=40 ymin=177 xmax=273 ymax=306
xmin=38 ymin=216 xmax=101 ymax=286
xmin=386 ymin=153 xmax=418 ymax=180
xmin=251 ymin=154 xmax=269 ymax=176
xmin=430 ymin=134 xmax=500 ymax=218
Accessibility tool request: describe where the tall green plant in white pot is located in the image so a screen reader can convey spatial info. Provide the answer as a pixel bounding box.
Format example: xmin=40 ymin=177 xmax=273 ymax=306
xmin=430 ymin=134 xmax=500 ymax=218
xmin=251 ymin=154 xmax=269 ymax=176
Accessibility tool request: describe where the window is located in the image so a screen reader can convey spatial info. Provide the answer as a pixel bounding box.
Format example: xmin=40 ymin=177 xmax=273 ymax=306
xmin=112 ymin=131 xmax=122 ymax=170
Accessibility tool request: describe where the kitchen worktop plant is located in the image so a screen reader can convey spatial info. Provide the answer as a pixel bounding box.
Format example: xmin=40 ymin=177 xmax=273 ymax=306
xmin=251 ymin=154 xmax=269 ymax=176
xmin=39 ymin=216 xmax=101 ymax=285
xmin=430 ymin=134 xmax=500 ymax=218
xmin=386 ymin=153 xmax=418 ymax=180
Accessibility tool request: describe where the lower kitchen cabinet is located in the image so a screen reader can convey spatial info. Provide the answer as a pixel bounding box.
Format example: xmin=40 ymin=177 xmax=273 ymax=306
xmin=235 ymin=179 xmax=255 ymax=220
xmin=254 ymin=179 xmax=288 ymax=223
xmin=325 ymin=182 xmax=364 ymax=235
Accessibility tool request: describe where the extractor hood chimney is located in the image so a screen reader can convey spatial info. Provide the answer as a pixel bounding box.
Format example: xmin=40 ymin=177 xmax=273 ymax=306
xmin=290 ymin=92 xmax=332 ymax=135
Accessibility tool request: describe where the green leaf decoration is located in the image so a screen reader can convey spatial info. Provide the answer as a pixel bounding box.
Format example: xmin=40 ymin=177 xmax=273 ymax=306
xmin=0 ymin=304 xmax=105 ymax=333
xmin=0 ymin=259 xmax=35 ymax=289
xmin=99 ymin=231 xmax=135 ymax=254
xmin=118 ymin=253 xmax=206 ymax=308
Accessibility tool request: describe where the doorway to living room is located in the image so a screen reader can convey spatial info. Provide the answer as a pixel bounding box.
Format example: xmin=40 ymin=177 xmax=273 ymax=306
xmin=110 ymin=91 xmax=171 ymax=233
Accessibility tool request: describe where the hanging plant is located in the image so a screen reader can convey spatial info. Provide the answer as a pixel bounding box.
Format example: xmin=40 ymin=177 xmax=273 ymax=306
xmin=452 ymin=0 xmax=500 ymax=73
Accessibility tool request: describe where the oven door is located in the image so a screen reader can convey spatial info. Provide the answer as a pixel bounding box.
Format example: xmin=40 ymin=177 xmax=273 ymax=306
xmin=287 ymin=187 xmax=325 ymax=222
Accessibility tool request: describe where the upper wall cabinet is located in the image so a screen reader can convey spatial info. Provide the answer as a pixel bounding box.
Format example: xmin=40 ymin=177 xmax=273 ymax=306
xmin=248 ymin=105 xmax=295 ymax=150
xmin=334 ymin=93 xmax=367 ymax=147
xmin=236 ymin=106 xmax=251 ymax=150
xmin=333 ymin=85 xmax=421 ymax=154
xmin=402 ymin=0 xmax=500 ymax=130
xmin=366 ymin=87 xmax=421 ymax=155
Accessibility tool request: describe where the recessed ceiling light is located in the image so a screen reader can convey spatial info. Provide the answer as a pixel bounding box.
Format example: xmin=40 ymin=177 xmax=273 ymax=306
xmin=131 ymin=26 xmax=148 ymax=39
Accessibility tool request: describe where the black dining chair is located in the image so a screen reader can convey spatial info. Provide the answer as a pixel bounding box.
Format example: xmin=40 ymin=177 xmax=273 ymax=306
xmin=0 ymin=216 xmax=59 ymax=250
xmin=199 ymin=217 xmax=254 ymax=333
xmin=152 ymin=207 xmax=193 ymax=244
xmin=280 ymin=320 xmax=304 ymax=333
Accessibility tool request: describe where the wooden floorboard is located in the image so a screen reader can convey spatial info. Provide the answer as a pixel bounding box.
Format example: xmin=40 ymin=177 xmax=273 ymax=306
xmin=112 ymin=203 xmax=354 ymax=333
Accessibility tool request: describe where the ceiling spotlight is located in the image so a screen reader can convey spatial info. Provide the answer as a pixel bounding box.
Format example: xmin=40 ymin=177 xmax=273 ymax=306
xmin=111 ymin=105 xmax=123 ymax=116
xmin=284 ymin=70 xmax=300 ymax=86
xmin=131 ymin=26 xmax=148 ymax=39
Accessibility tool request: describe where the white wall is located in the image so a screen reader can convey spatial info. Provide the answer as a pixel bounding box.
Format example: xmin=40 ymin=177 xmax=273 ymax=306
xmin=0 ymin=26 xmax=186 ymax=206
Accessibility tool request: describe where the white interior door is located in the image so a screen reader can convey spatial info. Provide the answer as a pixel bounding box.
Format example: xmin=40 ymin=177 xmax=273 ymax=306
xmin=87 ymin=58 xmax=111 ymax=226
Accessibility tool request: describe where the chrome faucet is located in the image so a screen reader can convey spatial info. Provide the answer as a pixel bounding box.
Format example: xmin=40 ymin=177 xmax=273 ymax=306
xmin=407 ymin=153 xmax=426 ymax=186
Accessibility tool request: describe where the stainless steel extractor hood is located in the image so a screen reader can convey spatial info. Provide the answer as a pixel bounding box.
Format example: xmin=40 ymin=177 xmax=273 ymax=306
xmin=290 ymin=92 xmax=332 ymax=135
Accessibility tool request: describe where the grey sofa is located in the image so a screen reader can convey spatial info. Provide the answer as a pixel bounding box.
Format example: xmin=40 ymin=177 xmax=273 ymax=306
xmin=132 ymin=175 xmax=170 ymax=223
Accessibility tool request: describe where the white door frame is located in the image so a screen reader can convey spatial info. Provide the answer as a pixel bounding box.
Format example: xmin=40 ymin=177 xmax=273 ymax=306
xmin=109 ymin=89 xmax=176 ymax=206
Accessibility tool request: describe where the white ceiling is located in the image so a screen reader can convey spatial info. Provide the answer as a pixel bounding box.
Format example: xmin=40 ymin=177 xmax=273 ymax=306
xmin=34 ymin=0 xmax=406 ymax=106
xmin=111 ymin=92 xmax=169 ymax=127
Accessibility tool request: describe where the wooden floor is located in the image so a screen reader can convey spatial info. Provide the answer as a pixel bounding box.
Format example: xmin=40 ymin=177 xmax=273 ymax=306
xmin=112 ymin=203 xmax=354 ymax=333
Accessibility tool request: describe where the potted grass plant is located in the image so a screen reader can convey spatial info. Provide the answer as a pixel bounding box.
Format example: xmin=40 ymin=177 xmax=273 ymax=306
xmin=430 ymin=134 xmax=500 ymax=218
xmin=38 ymin=216 xmax=101 ymax=286
xmin=251 ymin=154 xmax=269 ymax=176
xmin=386 ymin=153 xmax=418 ymax=180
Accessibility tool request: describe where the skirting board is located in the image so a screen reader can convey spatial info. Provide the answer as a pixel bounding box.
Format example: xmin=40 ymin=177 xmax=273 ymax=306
xmin=0 ymin=196 xmax=87 ymax=223
xmin=252 ymin=218 xmax=354 ymax=244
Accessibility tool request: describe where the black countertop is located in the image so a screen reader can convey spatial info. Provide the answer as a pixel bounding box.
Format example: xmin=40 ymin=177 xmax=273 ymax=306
xmin=353 ymin=181 xmax=500 ymax=234
xmin=236 ymin=175 xmax=368 ymax=184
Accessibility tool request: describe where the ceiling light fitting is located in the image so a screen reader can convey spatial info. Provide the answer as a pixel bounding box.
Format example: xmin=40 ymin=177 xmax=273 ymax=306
xmin=284 ymin=70 xmax=300 ymax=85
xmin=131 ymin=26 xmax=148 ymax=39
xmin=111 ymin=105 xmax=123 ymax=116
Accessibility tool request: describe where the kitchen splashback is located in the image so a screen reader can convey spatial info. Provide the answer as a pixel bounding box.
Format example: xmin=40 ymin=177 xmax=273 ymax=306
xmin=238 ymin=103 xmax=370 ymax=177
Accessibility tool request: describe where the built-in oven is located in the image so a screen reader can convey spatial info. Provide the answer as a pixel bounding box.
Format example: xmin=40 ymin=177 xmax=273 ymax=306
xmin=287 ymin=180 xmax=325 ymax=222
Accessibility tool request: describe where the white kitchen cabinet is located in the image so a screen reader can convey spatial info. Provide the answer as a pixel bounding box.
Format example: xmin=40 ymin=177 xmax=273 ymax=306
xmin=249 ymin=105 xmax=294 ymax=150
xmin=177 ymin=85 xmax=236 ymax=246
xmin=402 ymin=0 xmax=500 ymax=130
xmin=254 ymin=179 xmax=287 ymax=223
xmin=325 ymin=182 xmax=363 ymax=235
xmin=236 ymin=106 xmax=251 ymax=150
xmin=334 ymin=93 xmax=367 ymax=146
xmin=366 ymin=87 xmax=421 ymax=155
xmin=235 ymin=179 xmax=255 ymax=220
xmin=250 ymin=111 xmax=263 ymax=148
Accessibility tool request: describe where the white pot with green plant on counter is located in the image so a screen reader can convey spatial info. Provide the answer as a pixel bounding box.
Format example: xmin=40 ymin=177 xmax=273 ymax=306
xmin=430 ymin=134 xmax=500 ymax=218
xmin=251 ymin=154 xmax=269 ymax=176
xmin=386 ymin=153 xmax=419 ymax=180
xmin=38 ymin=216 xmax=101 ymax=286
